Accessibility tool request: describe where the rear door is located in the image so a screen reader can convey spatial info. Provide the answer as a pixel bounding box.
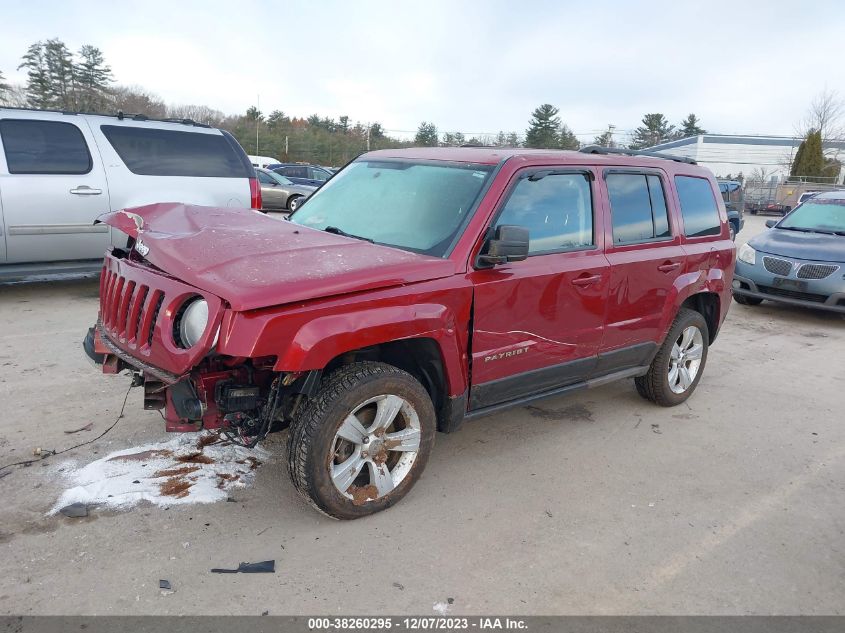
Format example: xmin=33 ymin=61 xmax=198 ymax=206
xmin=469 ymin=168 xmax=609 ymax=409
xmin=0 ymin=114 xmax=111 ymax=263
xmin=600 ymin=169 xmax=684 ymax=368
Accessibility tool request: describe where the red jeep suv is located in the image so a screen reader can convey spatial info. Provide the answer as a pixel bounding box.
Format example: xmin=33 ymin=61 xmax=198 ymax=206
xmin=85 ymin=146 xmax=735 ymax=519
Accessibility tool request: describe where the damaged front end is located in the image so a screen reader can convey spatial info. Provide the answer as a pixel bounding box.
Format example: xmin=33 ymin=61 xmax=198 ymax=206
xmin=83 ymin=246 xmax=316 ymax=446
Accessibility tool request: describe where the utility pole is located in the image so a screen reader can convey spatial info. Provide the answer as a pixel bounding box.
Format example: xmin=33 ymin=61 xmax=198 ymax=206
xmin=607 ymin=124 xmax=616 ymax=147
xmin=366 ymin=123 xmax=371 ymax=152
xmin=285 ymin=135 xmax=289 ymax=159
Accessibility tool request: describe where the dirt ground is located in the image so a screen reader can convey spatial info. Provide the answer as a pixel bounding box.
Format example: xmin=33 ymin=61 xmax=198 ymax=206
xmin=0 ymin=214 xmax=843 ymax=615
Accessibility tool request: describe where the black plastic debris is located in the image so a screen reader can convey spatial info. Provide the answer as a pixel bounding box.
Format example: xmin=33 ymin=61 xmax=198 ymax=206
xmin=59 ymin=503 xmax=88 ymax=518
xmin=159 ymin=580 xmax=172 ymax=590
xmin=210 ymin=560 xmax=275 ymax=574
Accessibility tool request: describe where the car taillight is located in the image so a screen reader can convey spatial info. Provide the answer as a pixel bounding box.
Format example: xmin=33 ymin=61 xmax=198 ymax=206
xmin=249 ymin=177 xmax=262 ymax=210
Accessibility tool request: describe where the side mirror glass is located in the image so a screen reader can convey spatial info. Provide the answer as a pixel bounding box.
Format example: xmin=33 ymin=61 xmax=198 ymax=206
xmin=765 ymin=219 xmax=777 ymax=228
xmin=478 ymin=225 xmax=529 ymax=266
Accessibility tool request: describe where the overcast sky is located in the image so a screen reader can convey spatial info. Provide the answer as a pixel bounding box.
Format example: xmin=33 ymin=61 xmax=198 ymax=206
xmin=2 ymin=0 xmax=843 ymax=142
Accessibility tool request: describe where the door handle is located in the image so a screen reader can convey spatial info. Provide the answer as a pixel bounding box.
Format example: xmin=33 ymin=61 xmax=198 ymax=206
xmin=572 ymin=274 xmax=602 ymax=287
xmin=657 ymin=261 xmax=681 ymax=273
xmin=70 ymin=186 xmax=102 ymax=195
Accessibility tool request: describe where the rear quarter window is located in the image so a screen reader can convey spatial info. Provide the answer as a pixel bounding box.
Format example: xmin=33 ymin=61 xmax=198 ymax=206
xmin=100 ymin=125 xmax=250 ymax=178
xmin=675 ymin=176 xmax=721 ymax=237
xmin=0 ymin=119 xmax=92 ymax=175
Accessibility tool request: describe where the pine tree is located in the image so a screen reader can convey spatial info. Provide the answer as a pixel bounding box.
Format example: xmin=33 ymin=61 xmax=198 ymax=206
xmin=19 ymin=42 xmax=52 ymax=109
xmin=506 ymin=132 xmax=520 ymax=147
xmin=75 ymin=45 xmax=112 ymax=112
xmin=525 ymin=104 xmax=560 ymax=148
xmin=43 ymin=39 xmax=76 ymax=109
xmin=266 ymin=110 xmax=288 ymax=130
xmin=790 ymin=130 xmax=827 ymax=182
xmin=629 ymin=113 xmax=676 ymax=149
xmin=559 ymin=124 xmax=580 ymax=150
xmin=414 ymin=122 xmax=438 ymax=146
xmin=678 ymin=113 xmax=706 ymax=138
xmin=593 ymin=125 xmax=617 ymax=148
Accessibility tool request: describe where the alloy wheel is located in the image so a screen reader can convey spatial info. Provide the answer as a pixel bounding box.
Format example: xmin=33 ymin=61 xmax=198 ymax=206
xmin=668 ymin=326 xmax=704 ymax=394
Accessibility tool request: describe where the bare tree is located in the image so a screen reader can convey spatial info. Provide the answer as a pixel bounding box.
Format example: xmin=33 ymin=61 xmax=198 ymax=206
xmin=167 ymin=104 xmax=226 ymax=126
xmin=108 ymin=85 xmax=167 ymax=118
xmin=799 ymin=88 xmax=845 ymax=140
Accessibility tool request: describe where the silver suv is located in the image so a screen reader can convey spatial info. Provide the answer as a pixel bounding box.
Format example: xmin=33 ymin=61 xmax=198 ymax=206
xmin=0 ymin=108 xmax=259 ymax=281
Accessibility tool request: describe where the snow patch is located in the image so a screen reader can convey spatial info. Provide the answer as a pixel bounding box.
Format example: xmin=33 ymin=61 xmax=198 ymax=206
xmin=50 ymin=432 xmax=270 ymax=513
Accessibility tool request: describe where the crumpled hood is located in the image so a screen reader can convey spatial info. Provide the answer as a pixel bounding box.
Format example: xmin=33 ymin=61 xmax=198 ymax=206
xmin=98 ymin=203 xmax=456 ymax=311
xmin=750 ymin=227 xmax=845 ymax=263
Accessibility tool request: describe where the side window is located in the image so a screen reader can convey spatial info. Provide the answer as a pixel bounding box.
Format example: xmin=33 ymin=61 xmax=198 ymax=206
xmin=675 ymin=176 xmax=721 ymax=237
xmin=287 ymin=166 xmax=307 ymax=178
xmin=256 ymin=171 xmax=274 ymax=185
xmin=310 ymin=167 xmax=329 ymax=181
xmin=495 ymin=173 xmax=593 ymax=254
xmin=0 ymin=119 xmax=92 ymax=175
xmin=100 ymin=125 xmax=251 ymax=178
xmin=606 ymin=173 xmax=672 ymax=244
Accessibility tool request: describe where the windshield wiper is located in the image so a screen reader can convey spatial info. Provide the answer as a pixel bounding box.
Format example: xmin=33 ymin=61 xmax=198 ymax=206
xmin=778 ymin=226 xmax=813 ymax=233
xmin=324 ymin=225 xmax=374 ymax=243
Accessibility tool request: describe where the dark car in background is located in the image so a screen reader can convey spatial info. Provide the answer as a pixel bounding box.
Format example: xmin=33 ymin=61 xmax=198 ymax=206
xmin=255 ymin=168 xmax=316 ymax=212
xmin=718 ymin=179 xmax=744 ymax=240
xmin=733 ymin=191 xmax=845 ymax=312
xmin=267 ymin=163 xmax=333 ymax=187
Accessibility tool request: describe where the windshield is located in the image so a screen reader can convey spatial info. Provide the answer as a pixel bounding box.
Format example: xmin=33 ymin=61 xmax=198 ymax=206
xmin=290 ymin=159 xmax=494 ymax=257
xmin=779 ymin=199 xmax=845 ymax=233
xmin=268 ymin=171 xmax=294 ymax=186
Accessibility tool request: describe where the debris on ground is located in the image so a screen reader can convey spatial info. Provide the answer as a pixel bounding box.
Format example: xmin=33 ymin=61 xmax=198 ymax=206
xmin=58 ymin=502 xmax=88 ymax=518
xmin=433 ymin=601 xmax=451 ymax=615
xmin=210 ymin=560 xmax=275 ymax=574
xmin=651 ymin=424 xmax=662 ymax=434
xmin=159 ymin=579 xmax=171 ymax=590
xmin=49 ymin=431 xmax=269 ymax=513
xmin=392 ymin=582 xmax=405 ymax=591
xmin=64 ymin=423 xmax=94 ymax=434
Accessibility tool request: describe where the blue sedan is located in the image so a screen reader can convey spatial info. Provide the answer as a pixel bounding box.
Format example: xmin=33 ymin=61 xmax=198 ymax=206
xmin=733 ymin=191 xmax=845 ymax=313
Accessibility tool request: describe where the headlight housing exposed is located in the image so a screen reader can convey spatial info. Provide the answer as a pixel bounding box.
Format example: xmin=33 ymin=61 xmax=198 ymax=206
xmin=738 ymin=243 xmax=756 ymax=265
xmin=175 ymin=297 xmax=216 ymax=349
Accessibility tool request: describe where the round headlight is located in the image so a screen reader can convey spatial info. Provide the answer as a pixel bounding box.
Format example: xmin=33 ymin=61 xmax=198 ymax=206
xmin=177 ymin=298 xmax=210 ymax=348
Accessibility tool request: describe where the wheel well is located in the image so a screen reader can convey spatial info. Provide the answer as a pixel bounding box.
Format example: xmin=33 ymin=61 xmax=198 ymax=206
xmin=323 ymin=338 xmax=448 ymax=422
xmin=287 ymin=194 xmax=302 ymax=207
xmin=681 ymin=292 xmax=720 ymax=343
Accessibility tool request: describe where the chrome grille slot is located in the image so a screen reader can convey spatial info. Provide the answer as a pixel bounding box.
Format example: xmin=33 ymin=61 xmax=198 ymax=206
xmin=762 ymin=256 xmax=792 ymax=277
xmin=797 ymin=264 xmax=838 ymax=280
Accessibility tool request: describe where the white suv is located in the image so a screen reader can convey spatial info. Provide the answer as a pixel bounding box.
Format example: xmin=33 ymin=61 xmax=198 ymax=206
xmin=0 ymin=108 xmax=260 ymax=281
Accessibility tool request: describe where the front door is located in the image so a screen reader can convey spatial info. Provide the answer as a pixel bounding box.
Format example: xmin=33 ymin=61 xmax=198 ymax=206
xmin=0 ymin=115 xmax=110 ymax=263
xmin=468 ymin=168 xmax=609 ymax=410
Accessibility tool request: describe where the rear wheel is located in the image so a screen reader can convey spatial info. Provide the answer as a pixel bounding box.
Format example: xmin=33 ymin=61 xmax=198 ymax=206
xmin=287 ymin=195 xmax=302 ymax=212
xmin=733 ymin=293 xmax=763 ymax=306
xmin=287 ymin=362 xmax=436 ymax=519
xmin=635 ymin=308 xmax=709 ymax=407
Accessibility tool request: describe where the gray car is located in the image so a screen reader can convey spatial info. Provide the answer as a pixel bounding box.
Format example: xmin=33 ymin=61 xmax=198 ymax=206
xmin=256 ymin=167 xmax=316 ymax=212
xmin=733 ymin=190 xmax=845 ymax=313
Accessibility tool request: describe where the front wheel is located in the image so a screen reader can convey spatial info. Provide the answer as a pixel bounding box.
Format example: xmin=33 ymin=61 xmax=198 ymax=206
xmin=287 ymin=362 xmax=436 ymax=519
xmin=635 ymin=308 xmax=709 ymax=407
xmin=287 ymin=195 xmax=302 ymax=212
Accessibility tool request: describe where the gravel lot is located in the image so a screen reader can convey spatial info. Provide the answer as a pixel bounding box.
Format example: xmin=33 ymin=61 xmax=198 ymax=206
xmin=0 ymin=214 xmax=843 ymax=616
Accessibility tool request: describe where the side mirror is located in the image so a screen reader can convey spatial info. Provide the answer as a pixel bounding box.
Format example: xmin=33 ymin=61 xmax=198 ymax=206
xmin=478 ymin=225 xmax=529 ymax=266
xmin=765 ymin=219 xmax=777 ymax=228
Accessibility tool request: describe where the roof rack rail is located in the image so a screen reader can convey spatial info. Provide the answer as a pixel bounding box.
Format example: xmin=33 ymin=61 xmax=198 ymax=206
xmin=579 ymin=144 xmax=697 ymax=165
xmin=0 ymin=105 xmax=210 ymax=128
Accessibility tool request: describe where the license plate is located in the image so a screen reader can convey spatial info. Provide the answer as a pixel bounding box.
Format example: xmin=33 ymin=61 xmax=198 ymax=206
xmin=772 ymin=277 xmax=808 ymax=292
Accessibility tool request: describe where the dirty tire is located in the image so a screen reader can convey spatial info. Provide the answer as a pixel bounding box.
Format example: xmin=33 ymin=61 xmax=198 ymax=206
xmin=287 ymin=195 xmax=302 ymax=212
xmin=286 ymin=362 xmax=436 ymax=519
xmin=733 ymin=293 xmax=763 ymax=306
xmin=635 ymin=308 xmax=709 ymax=407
